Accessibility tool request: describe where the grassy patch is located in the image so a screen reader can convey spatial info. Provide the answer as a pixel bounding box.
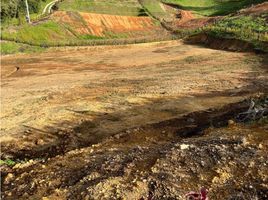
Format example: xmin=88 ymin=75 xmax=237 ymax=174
xmin=203 ymin=14 xmax=268 ymax=50
xmin=0 ymin=159 xmax=16 ymax=166
xmin=79 ymin=35 xmax=104 ymax=40
xmin=59 ymin=0 xmax=146 ymax=16
xmin=211 ymin=15 xmax=268 ymax=35
xmin=1 ymin=41 xmax=46 ymax=55
xmin=1 ymin=20 xmax=76 ymax=45
xmin=140 ymin=0 xmax=170 ymax=19
xmin=162 ymin=0 xmax=267 ymax=16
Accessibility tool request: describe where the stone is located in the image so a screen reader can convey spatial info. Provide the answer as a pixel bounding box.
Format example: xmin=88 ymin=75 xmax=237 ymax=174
xmin=228 ymin=119 xmax=235 ymax=126
xmin=180 ymin=144 xmax=190 ymax=150
xmin=4 ymin=173 xmax=15 ymax=184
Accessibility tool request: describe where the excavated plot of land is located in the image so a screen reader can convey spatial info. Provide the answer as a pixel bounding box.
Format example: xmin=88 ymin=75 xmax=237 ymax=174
xmin=1 ymin=40 xmax=268 ymax=199
xmin=52 ymin=11 xmax=162 ymax=37
xmin=1 ymin=40 xmax=267 ymax=155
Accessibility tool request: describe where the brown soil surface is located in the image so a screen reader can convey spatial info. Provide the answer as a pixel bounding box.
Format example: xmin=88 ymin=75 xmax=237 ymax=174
xmin=174 ymin=9 xmax=221 ymax=30
xmin=1 ymin=41 xmax=268 ymax=199
xmin=52 ymin=11 xmax=163 ymax=37
xmin=162 ymin=3 xmax=221 ymax=30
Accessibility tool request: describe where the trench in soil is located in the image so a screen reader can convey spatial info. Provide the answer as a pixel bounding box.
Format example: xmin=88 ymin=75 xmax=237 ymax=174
xmin=3 ymin=96 xmax=262 ymax=162
xmin=1 ymin=95 xmax=267 ymax=199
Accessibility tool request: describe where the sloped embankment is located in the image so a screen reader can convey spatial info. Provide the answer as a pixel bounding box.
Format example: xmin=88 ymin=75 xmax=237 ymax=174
xmin=52 ymin=11 xmax=165 ymax=38
xmin=185 ymin=33 xmax=256 ymax=52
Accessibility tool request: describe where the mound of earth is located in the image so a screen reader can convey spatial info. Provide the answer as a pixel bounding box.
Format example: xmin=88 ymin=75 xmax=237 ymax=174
xmin=52 ymin=11 xmax=165 ymax=37
xmin=162 ymin=4 xmax=221 ymax=30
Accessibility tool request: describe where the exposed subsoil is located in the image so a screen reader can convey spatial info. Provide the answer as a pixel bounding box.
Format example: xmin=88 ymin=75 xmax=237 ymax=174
xmin=162 ymin=3 xmax=221 ymax=30
xmin=163 ymin=2 xmax=267 ymax=31
xmin=1 ymin=41 xmax=268 ymax=199
xmin=52 ymin=11 xmax=165 ymax=37
xmin=185 ymin=33 xmax=260 ymax=52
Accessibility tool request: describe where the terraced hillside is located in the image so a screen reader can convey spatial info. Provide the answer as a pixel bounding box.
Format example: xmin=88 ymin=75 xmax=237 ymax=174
xmin=52 ymin=11 xmax=162 ymax=37
xmin=1 ymin=0 xmax=170 ymax=47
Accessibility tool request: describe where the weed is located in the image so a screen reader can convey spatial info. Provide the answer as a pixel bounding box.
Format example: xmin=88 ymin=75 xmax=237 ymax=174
xmin=1 ymin=41 xmax=45 ymax=55
xmin=0 ymin=159 xmax=16 ymax=166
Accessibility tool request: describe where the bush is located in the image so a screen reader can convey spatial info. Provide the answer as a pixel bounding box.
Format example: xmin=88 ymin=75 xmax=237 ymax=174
xmin=1 ymin=0 xmax=45 ymax=22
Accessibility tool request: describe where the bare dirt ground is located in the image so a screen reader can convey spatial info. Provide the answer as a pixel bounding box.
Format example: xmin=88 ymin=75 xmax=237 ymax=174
xmin=1 ymin=40 xmax=268 ymax=199
xmin=162 ymin=3 xmax=221 ymax=30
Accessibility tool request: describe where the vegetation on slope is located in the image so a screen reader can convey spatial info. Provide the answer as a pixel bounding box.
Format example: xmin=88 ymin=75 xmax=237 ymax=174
xmin=162 ymin=0 xmax=267 ymax=16
xmin=0 ymin=0 xmax=51 ymax=23
xmin=205 ymin=14 xmax=268 ymax=40
xmin=139 ymin=0 xmax=170 ymax=20
xmin=0 ymin=41 xmax=45 ymax=55
xmin=1 ymin=20 xmax=76 ymax=45
xmin=205 ymin=14 xmax=268 ymax=50
xmin=1 ymin=10 xmax=170 ymax=48
xmin=59 ymin=0 xmax=147 ymax=16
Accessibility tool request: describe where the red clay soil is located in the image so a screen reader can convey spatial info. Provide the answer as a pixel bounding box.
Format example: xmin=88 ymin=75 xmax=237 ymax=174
xmin=175 ymin=10 xmax=221 ymax=29
xmin=52 ymin=11 xmax=161 ymax=37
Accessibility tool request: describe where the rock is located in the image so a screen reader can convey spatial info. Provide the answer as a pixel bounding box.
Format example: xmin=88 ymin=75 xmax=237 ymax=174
xmin=4 ymin=173 xmax=15 ymax=184
xmin=114 ymin=134 xmax=120 ymax=139
xmin=228 ymin=120 xmax=235 ymax=126
xmin=187 ymin=118 xmax=195 ymax=123
xmin=180 ymin=144 xmax=190 ymax=150
xmin=242 ymin=137 xmax=249 ymax=146
xmin=259 ymin=143 xmax=264 ymax=149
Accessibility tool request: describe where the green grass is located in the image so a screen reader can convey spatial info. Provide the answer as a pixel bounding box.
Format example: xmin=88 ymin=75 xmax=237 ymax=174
xmin=78 ymin=34 xmax=104 ymax=40
xmin=1 ymin=41 xmax=46 ymax=55
xmin=197 ymin=14 xmax=268 ymax=51
xmin=1 ymin=20 xmax=106 ymax=45
xmin=1 ymin=20 xmax=77 ymax=45
xmin=140 ymin=0 xmax=170 ymax=20
xmin=59 ymin=0 xmax=147 ymax=16
xmin=205 ymin=15 xmax=268 ymax=41
xmin=0 ymin=159 xmax=16 ymax=166
xmin=162 ymin=0 xmax=267 ymax=16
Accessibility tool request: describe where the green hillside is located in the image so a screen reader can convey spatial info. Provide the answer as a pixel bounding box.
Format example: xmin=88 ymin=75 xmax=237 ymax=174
xmin=162 ymin=0 xmax=267 ymax=16
xmin=58 ymin=0 xmax=147 ymax=16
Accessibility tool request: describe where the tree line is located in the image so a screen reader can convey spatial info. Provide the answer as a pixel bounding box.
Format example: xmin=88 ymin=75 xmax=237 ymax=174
xmin=1 ymin=0 xmax=46 ymax=23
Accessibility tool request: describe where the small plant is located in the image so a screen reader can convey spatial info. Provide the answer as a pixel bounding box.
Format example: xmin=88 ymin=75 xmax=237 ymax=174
xmin=0 ymin=159 xmax=16 ymax=166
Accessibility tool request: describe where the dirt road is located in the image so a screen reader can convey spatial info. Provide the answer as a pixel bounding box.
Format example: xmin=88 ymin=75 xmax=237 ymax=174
xmin=1 ymin=41 xmax=268 ymax=199
xmin=42 ymin=0 xmax=58 ymax=14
